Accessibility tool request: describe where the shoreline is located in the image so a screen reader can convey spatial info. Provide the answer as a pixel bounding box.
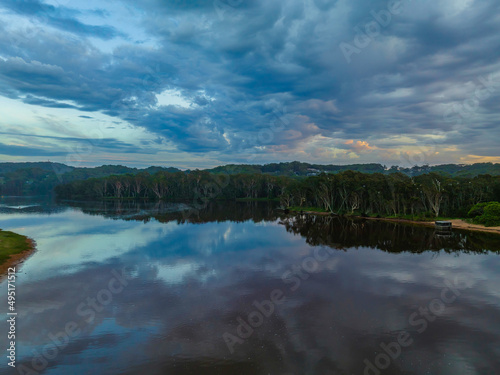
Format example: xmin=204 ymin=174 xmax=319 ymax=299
xmin=0 ymin=232 xmax=37 ymax=281
xmin=357 ymin=216 xmax=500 ymax=234
xmin=291 ymin=210 xmax=500 ymax=235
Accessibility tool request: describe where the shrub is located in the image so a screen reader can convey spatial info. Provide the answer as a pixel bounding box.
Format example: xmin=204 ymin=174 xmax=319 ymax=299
xmin=467 ymin=202 xmax=491 ymax=218
xmin=469 ymin=201 xmax=500 ymax=227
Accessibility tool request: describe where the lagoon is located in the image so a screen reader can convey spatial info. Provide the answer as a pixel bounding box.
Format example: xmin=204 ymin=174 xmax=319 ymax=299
xmin=0 ymin=197 xmax=499 ymax=374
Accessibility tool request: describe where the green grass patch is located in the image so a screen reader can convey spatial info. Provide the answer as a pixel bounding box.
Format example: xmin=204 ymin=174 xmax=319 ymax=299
xmin=0 ymin=229 xmax=32 ymax=265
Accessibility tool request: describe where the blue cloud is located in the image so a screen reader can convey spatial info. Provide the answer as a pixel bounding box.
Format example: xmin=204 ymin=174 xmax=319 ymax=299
xmin=0 ymin=0 xmax=124 ymax=40
xmin=0 ymin=143 xmax=67 ymax=157
xmin=0 ymin=0 xmax=499 ymax=163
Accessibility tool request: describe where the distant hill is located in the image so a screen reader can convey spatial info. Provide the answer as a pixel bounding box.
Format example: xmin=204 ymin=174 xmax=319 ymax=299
xmin=0 ymin=162 xmax=74 ymax=174
xmin=206 ymin=161 xmax=500 ymax=177
xmin=0 ymin=161 xmax=499 ymax=196
xmin=61 ymin=165 xmax=181 ymax=181
xmin=206 ymin=162 xmax=387 ymax=176
xmin=0 ymin=163 xmax=181 ymax=196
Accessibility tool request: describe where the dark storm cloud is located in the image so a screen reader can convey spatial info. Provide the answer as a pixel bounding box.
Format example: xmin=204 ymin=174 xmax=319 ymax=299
xmin=0 ymin=131 xmax=160 ymax=154
xmin=0 ymin=0 xmax=499 ymax=161
xmin=0 ymin=142 xmax=67 ymax=156
xmin=0 ymin=0 xmax=123 ymax=39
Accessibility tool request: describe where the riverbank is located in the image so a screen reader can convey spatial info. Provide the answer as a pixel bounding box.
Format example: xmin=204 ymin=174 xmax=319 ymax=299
xmin=0 ymin=229 xmax=36 ymax=279
xmin=356 ymin=217 xmax=500 ymax=234
xmin=288 ymin=208 xmax=500 ymax=235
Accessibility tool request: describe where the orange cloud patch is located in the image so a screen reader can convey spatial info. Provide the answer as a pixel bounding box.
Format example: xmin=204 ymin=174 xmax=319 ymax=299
xmin=460 ymin=155 xmax=500 ymax=163
xmin=354 ymin=141 xmax=373 ymax=152
xmin=345 ymin=140 xmax=374 ymax=152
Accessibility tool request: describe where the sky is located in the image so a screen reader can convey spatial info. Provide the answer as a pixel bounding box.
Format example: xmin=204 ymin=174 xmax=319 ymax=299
xmin=0 ymin=0 xmax=499 ymax=169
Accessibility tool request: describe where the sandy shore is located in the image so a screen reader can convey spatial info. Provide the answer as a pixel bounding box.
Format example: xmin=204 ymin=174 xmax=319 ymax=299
xmin=0 ymin=238 xmax=37 ymax=281
xmin=446 ymin=219 xmax=500 ymax=234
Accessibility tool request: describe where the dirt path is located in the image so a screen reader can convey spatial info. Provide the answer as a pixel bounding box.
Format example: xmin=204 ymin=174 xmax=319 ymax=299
xmin=361 ymin=217 xmax=500 ymax=234
xmin=447 ymin=219 xmax=500 ymax=234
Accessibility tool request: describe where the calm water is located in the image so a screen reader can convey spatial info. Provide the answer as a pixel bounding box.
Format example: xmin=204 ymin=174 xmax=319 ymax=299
xmin=1 ymin=197 xmax=500 ymax=375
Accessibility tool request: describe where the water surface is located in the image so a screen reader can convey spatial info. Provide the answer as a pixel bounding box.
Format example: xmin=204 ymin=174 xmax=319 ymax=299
xmin=1 ymin=197 xmax=499 ymax=375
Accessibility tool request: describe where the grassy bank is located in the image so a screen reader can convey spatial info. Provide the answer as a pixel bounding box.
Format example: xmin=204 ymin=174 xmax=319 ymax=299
xmin=0 ymin=229 xmax=36 ymax=276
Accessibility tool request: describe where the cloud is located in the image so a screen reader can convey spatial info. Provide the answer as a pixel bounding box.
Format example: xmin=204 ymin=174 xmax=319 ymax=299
xmin=22 ymin=94 xmax=80 ymax=109
xmin=0 ymin=142 xmax=67 ymax=156
xmin=344 ymin=140 xmax=375 ymax=153
xmin=0 ymin=131 xmax=160 ymax=155
xmin=0 ymin=0 xmax=124 ymax=40
xmin=0 ymin=0 xmax=498 ymax=165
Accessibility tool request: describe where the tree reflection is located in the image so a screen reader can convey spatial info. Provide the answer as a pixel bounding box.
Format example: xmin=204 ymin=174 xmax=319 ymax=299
xmin=61 ymin=199 xmax=500 ymax=254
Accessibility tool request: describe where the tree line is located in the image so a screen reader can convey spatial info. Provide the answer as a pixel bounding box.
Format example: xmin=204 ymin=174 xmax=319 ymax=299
xmin=54 ymin=170 xmax=500 ymax=218
xmin=2 ymin=161 xmax=500 ymax=196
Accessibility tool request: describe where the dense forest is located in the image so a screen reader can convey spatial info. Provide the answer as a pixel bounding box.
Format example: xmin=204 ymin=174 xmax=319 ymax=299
xmin=54 ymin=169 xmax=500 ymax=219
xmin=1 ymin=161 xmax=500 ymax=196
